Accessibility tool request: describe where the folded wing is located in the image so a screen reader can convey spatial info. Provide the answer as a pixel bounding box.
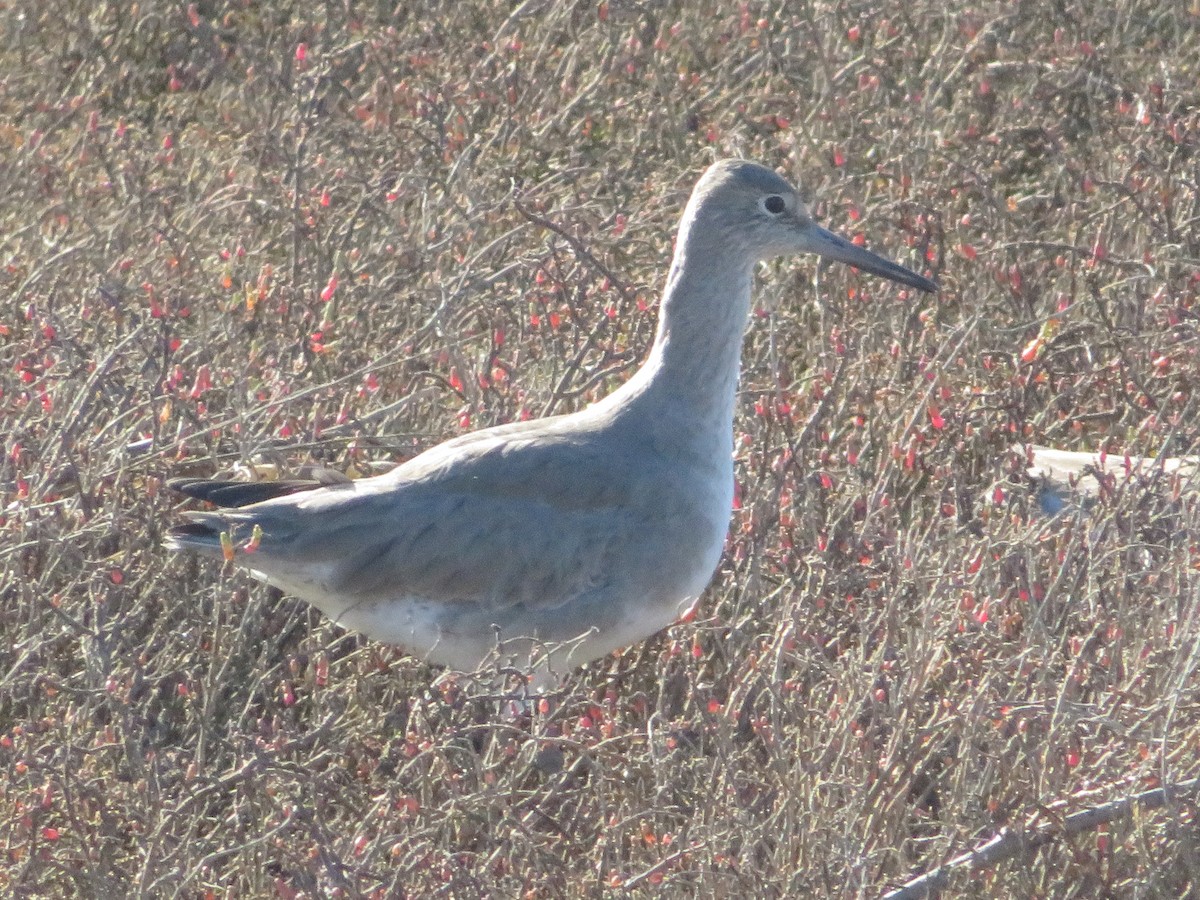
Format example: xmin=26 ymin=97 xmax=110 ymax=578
xmin=167 ymin=423 xmax=647 ymax=615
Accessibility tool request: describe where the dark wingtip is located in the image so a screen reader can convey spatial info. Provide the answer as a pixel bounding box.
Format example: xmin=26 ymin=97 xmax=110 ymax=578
xmin=167 ymin=477 xmax=320 ymax=508
xmin=169 ymin=520 xmax=219 ymax=537
xmin=164 ymin=518 xmax=226 ymax=555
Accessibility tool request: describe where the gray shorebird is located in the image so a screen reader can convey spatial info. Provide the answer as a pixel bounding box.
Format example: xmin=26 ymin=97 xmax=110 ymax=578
xmin=167 ymin=159 xmax=938 ymax=685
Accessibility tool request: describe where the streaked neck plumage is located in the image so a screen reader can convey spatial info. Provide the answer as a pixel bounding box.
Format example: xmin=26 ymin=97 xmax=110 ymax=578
xmin=607 ymin=205 xmax=757 ymax=446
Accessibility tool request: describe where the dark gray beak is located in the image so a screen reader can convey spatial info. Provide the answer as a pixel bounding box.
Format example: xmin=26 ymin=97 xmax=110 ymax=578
xmin=800 ymin=222 xmax=938 ymax=293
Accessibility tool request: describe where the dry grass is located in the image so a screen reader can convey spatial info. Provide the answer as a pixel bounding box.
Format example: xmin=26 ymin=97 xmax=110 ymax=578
xmin=2 ymin=1 xmax=1199 ymax=896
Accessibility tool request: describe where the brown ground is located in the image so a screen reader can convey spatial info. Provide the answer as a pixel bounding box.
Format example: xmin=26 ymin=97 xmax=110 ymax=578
xmin=2 ymin=1 xmax=1199 ymax=896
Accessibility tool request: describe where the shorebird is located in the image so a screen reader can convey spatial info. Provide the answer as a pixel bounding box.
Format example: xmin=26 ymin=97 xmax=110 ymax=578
xmin=166 ymin=159 xmax=938 ymax=686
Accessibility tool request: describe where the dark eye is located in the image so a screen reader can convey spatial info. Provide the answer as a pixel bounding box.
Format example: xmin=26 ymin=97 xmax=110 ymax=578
xmin=763 ymin=195 xmax=786 ymax=215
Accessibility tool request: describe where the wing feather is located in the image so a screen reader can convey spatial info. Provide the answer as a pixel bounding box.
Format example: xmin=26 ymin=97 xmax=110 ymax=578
xmin=168 ymin=423 xmax=649 ymax=613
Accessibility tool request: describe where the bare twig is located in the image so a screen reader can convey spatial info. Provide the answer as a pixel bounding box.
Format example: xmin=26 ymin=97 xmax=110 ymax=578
xmin=882 ymin=778 xmax=1200 ymax=899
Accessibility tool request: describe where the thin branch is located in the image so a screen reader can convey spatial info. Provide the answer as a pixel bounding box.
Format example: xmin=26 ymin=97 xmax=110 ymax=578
xmin=511 ymin=195 xmax=637 ymax=305
xmin=882 ymin=777 xmax=1200 ymax=899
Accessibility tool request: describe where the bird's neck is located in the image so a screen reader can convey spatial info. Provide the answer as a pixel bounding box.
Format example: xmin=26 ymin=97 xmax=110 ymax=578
xmin=616 ymin=231 xmax=756 ymax=439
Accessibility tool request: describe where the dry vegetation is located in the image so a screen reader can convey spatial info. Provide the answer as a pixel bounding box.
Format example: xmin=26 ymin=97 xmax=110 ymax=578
xmin=2 ymin=0 xmax=1199 ymax=896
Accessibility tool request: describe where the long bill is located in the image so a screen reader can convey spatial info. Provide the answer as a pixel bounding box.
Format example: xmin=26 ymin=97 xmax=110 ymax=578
xmin=802 ymin=222 xmax=938 ymax=293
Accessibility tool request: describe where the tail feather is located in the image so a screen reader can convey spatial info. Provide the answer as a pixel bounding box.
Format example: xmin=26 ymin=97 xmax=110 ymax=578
xmin=165 ymin=477 xmax=320 ymax=558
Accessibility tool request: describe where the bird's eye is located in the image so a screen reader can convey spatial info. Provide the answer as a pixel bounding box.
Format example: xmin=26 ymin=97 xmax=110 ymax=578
xmin=762 ymin=195 xmax=786 ymax=215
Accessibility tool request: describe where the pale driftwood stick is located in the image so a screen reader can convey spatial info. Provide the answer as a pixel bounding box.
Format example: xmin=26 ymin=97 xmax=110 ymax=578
xmin=882 ymin=777 xmax=1199 ymax=900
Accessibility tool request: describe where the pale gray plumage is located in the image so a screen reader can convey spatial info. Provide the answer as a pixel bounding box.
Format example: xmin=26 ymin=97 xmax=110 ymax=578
xmin=167 ymin=159 xmax=937 ymax=683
